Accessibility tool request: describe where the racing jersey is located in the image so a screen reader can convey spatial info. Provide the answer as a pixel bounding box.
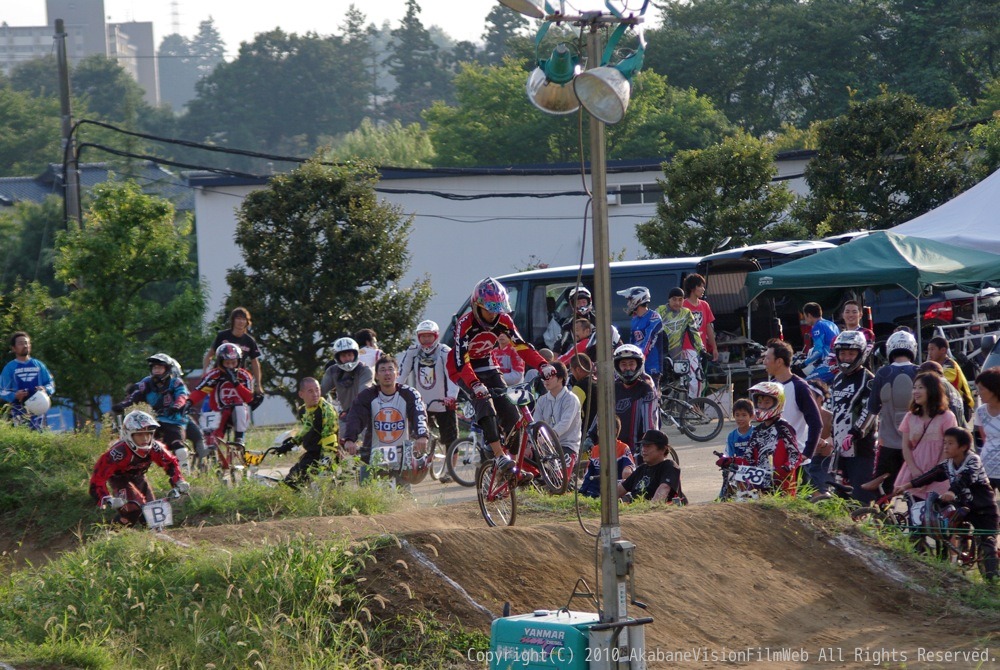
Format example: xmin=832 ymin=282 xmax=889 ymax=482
xmin=89 ymin=439 xmax=182 ymax=502
xmin=121 ymin=376 xmax=190 ymax=426
xmin=911 ymin=453 xmax=998 ymax=514
xmin=745 ymin=418 xmax=801 ymax=491
xmin=828 ymin=367 xmax=875 ymax=458
xmin=630 ymin=309 xmax=664 ymax=375
xmin=397 ymin=344 xmax=458 ymax=409
xmin=320 ymin=362 xmax=374 ymax=416
xmin=447 ymin=311 xmax=547 ymax=388
xmin=804 ymin=318 xmax=839 ymax=367
xmin=190 ymin=367 xmax=254 ymax=410
xmin=0 ymin=357 xmax=55 ymax=411
xmin=865 ymin=362 xmax=917 ymax=450
xmin=587 ymin=374 xmax=659 ymax=454
xmin=296 ymin=397 xmax=339 ymax=456
xmin=656 ymin=306 xmax=703 ymax=359
xmin=342 ymin=383 xmax=429 ymax=462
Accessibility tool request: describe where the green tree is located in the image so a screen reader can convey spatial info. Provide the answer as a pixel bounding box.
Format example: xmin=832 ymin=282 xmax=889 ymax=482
xmin=71 ymin=55 xmax=147 ymax=124
xmin=324 ymin=118 xmax=434 ymax=167
xmin=0 ymin=87 xmax=63 ymax=175
xmin=0 ymin=197 xmax=66 ymax=295
xmin=0 ymin=282 xmax=53 ymax=368
xmin=340 ymin=5 xmax=378 ymax=128
xmin=158 ymin=19 xmax=227 ymax=112
xmin=481 ymin=5 xmax=528 ymax=66
xmin=223 ymin=161 xmax=430 ymax=407
xmin=636 ymin=132 xmax=796 ymax=257
xmin=383 ymin=0 xmax=453 ymax=124
xmin=44 ymin=182 xmax=206 ymax=422
xmin=424 ymin=61 xmax=731 ymax=166
xmin=793 ymin=91 xmax=971 ymax=236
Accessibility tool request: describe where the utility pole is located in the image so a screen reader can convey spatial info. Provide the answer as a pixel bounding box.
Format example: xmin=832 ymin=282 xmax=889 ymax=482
xmin=56 ymin=18 xmax=82 ymax=229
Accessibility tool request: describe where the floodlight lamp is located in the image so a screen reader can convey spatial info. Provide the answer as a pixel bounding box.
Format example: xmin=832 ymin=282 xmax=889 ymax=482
xmin=526 ymin=43 xmax=581 ymax=115
xmin=574 ymin=66 xmax=630 ymax=124
xmin=497 ymin=0 xmax=546 ymax=18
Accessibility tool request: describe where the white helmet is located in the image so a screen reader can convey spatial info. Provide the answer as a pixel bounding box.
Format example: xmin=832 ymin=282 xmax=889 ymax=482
xmin=613 ymin=344 xmax=645 ymax=384
xmin=749 ymin=381 xmax=785 ymax=422
xmin=616 ymin=286 xmax=651 ymax=315
xmin=833 ymin=330 xmax=869 ymax=375
xmin=24 ymin=390 xmax=51 ymax=416
xmin=121 ymin=410 xmax=160 ymax=457
xmin=568 ymin=286 xmax=593 ymax=316
xmin=332 ymin=337 xmax=360 ymax=371
xmin=415 ymin=320 xmax=440 ymax=355
xmin=886 ymin=330 xmax=917 ymax=361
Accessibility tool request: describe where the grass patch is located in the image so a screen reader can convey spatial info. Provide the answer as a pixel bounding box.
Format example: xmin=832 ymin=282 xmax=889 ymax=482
xmin=0 ymin=532 xmax=480 ymax=669
xmin=0 ymin=422 xmax=402 ymax=543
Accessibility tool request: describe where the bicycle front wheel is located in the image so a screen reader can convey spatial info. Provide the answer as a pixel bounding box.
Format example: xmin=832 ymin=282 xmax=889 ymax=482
xmin=528 ymin=422 xmax=567 ymax=495
xmin=446 ymin=437 xmax=482 ymax=487
xmin=477 ymin=462 xmax=516 ymax=527
xmin=850 ymin=506 xmax=894 ymax=529
xmin=679 ymin=397 xmax=725 ymax=442
xmin=428 ymin=435 xmax=446 ymax=480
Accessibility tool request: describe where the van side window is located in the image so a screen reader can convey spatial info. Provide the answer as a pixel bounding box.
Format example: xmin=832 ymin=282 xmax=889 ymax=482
xmin=530 ymin=282 xmax=577 ymax=346
xmin=611 ymin=273 xmax=678 ymax=314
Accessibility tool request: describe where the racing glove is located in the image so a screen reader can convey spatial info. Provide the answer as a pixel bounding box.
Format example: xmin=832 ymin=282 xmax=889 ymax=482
xmin=471 ymin=382 xmax=490 ymax=400
xmin=175 ymin=480 xmax=190 ymax=495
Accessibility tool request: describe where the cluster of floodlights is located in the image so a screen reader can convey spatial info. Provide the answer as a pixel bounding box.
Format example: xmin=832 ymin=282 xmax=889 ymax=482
xmin=499 ymin=0 xmax=647 ymax=124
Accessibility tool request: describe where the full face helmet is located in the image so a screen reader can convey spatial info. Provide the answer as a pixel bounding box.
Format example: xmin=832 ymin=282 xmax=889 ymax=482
xmin=616 ymin=286 xmax=651 ymax=315
xmin=24 ymin=390 xmax=51 ymax=416
xmin=332 ymin=337 xmax=360 ymax=372
xmin=147 ymin=353 xmax=175 ymax=385
xmin=613 ymin=344 xmax=646 ymax=384
xmin=568 ymin=286 xmax=593 ymax=316
xmin=470 ymin=277 xmax=511 ymax=328
xmin=886 ymin=330 xmax=918 ymax=361
xmin=415 ymin=320 xmax=440 ymax=355
xmin=120 ymin=410 xmax=160 ymax=457
xmin=216 ymin=343 xmax=242 ymax=369
xmin=832 ymin=330 xmax=869 ymax=375
xmin=749 ymin=381 xmax=785 ymax=422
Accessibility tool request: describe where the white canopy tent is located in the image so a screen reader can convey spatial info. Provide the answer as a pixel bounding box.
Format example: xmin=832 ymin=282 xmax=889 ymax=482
xmin=890 ymin=167 xmax=1000 ymax=254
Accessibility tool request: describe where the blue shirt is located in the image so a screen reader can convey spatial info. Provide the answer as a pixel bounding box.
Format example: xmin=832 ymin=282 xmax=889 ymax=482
xmin=123 ymin=376 xmax=190 ymax=426
xmin=726 ymin=426 xmax=753 ymax=459
xmin=805 ymin=318 xmax=840 ymax=367
xmin=1 ymin=357 xmax=55 ymax=429
xmin=630 ymin=310 xmax=664 ymax=375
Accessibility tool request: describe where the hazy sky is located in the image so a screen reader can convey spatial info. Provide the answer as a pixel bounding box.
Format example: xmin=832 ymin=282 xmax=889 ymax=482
xmin=5 ymin=1 xmax=515 ymax=53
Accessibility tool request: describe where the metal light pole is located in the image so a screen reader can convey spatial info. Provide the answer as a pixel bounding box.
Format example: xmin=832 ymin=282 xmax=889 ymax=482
xmin=55 ymin=18 xmax=82 ymax=228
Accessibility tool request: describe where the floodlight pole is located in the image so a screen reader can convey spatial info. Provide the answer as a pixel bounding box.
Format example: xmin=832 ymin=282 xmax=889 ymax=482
xmin=55 ymin=19 xmax=82 ymax=229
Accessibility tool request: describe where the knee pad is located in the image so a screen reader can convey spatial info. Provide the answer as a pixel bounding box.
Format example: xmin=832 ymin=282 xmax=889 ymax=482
xmin=478 ymin=414 xmax=501 ymax=444
xmin=173 ymin=446 xmax=190 ymax=471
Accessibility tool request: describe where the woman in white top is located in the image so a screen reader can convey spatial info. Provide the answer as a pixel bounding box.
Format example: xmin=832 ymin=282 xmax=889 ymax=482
xmin=974 ymin=367 xmax=1000 ymax=493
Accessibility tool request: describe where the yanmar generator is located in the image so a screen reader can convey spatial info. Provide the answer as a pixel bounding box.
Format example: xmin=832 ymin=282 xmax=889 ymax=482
xmin=489 ymin=609 xmax=649 ymax=669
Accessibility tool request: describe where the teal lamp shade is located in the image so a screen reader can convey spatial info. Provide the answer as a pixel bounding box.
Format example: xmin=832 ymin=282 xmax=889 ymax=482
xmin=527 ymin=43 xmax=581 ymax=115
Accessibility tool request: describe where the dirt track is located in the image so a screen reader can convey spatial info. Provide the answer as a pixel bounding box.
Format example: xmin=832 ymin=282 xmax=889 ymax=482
xmin=173 ymin=502 xmax=1000 ymax=669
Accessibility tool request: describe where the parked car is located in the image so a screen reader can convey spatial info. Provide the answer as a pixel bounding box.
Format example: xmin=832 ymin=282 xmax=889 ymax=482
xmin=860 ymin=286 xmax=1000 ymax=341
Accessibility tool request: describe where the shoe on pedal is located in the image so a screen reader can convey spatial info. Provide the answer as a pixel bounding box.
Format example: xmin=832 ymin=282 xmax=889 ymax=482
xmin=515 ymin=470 xmax=535 ymax=486
xmin=494 ymin=453 xmax=515 ymax=474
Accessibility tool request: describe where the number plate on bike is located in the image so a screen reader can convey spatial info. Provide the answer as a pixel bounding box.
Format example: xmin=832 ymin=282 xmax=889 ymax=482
xmin=373 ymin=446 xmax=402 ymax=472
xmin=732 ymin=466 xmax=769 ymax=487
xmin=199 ymin=411 xmax=221 ymax=431
xmin=142 ymin=500 xmax=174 ymax=529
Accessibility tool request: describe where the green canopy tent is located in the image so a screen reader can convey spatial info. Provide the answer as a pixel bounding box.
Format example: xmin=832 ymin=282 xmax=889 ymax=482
xmin=743 ymin=231 xmax=1000 ymax=349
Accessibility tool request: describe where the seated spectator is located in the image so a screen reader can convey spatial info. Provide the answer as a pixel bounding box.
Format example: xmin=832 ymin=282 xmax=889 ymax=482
xmin=533 ymin=361 xmax=582 ymax=471
xmin=580 ymin=417 xmax=635 ymax=499
xmin=617 ymin=429 xmax=686 ymax=503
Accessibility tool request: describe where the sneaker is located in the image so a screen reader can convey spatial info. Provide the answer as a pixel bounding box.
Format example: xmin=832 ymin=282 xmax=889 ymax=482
xmin=494 ymin=453 xmax=515 ymax=474
xmin=439 ymin=474 xmax=453 ymax=484
xmin=515 ymin=470 xmax=535 ymax=486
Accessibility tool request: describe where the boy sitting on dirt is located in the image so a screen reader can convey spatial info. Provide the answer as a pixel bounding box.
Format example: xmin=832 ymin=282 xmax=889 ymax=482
xmin=580 ymin=416 xmax=636 ymax=499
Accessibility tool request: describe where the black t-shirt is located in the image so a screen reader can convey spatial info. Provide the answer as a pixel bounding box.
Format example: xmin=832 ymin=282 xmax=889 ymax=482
xmin=212 ymin=329 xmax=261 ymax=368
xmin=622 ymin=459 xmax=686 ymax=502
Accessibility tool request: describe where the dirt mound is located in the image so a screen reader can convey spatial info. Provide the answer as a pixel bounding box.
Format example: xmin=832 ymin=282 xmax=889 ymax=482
xmin=173 ymin=502 xmax=999 ymax=669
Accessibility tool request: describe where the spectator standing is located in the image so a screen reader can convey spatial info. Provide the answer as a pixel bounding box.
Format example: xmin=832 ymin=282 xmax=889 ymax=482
xmin=973 ymin=367 xmax=1000 ymax=494
xmin=918 ymin=361 xmax=969 ymax=430
xmin=568 ymin=353 xmax=597 ymax=440
xmin=354 ymin=328 xmax=383 ymax=370
xmin=682 ymin=274 xmax=718 ymax=362
xmin=0 ymin=331 xmax=55 ymax=430
xmin=658 ymin=288 xmax=705 ymax=397
xmin=893 ymin=372 xmax=957 ymax=499
xmin=763 ymin=339 xmax=822 ymax=480
xmin=840 ymin=300 xmax=875 ymax=344
xmin=617 ymin=286 xmax=664 ymax=389
xmin=801 ymin=302 xmax=840 ymax=382
xmin=204 ymin=307 xmax=263 ymax=396
xmin=824 ymin=331 xmax=877 ymax=504
xmin=927 ymin=336 xmax=974 ymax=421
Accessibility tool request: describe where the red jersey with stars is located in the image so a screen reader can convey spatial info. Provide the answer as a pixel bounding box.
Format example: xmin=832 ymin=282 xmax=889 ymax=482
xmin=447 ymin=311 xmax=547 ymax=387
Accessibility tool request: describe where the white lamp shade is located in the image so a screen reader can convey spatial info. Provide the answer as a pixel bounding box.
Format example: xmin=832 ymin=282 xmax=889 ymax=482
xmin=527 ymin=67 xmax=580 ymax=115
xmin=498 ymin=0 xmax=545 ymax=18
xmin=574 ymin=66 xmax=631 ymax=124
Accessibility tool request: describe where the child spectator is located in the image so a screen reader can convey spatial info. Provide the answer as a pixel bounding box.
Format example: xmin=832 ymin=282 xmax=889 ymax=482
xmin=719 ymin=398 xmax=754 ymax=499
xmin=738 ymin=381 xmax=801 ymax=495
xmin=580 ymin=416 xmax=635 ymax=499
xmin=974 ymin=367 xmax=1000 ymax=495
xmin=895 ymin=427 xmax=998 ymax=580
xmin=893 ymin=372 xmax=958 ymax=500
xmin=492 ymin=333 xmax=526 ymax=386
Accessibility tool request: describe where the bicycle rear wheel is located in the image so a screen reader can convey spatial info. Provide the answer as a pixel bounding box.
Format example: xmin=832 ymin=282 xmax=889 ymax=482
xmin=850 ymin=506 xmax=894 ymax=529
xmin=477 ymin=462 xmax=516 ymax=527
xmin=446 ymin=437 xmax=481 ymax=487
xmin=678 ymin=397 xmax=725 ymax=442
xmin=428 ymin=434 xmax=446 ymax=480
xmin=528 ymin=422 xmax=567 ymax=495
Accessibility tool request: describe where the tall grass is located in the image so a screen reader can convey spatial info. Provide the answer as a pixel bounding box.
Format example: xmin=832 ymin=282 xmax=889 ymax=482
xmin=0 ymin=532 xmax=486 ymax=669
xmin=0 ymin=423 xmax=402 ymax=541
